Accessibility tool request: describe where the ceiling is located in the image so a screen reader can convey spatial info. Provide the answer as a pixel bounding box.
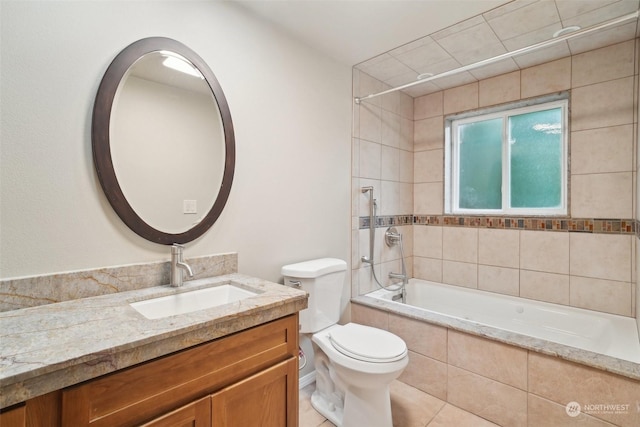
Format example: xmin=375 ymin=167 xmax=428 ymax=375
xmin=234 ymin=0 xmax=640 ymax=98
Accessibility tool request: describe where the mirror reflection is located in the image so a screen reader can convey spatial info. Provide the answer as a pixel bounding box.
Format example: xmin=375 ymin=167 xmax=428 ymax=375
xmin=110 ymin=51 xmax=225 ymax=234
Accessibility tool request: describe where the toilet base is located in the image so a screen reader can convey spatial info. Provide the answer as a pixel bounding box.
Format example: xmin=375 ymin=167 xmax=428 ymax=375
xmin=311 ymin=390 xmax=343 ymax=427
xmin=311 ymin=382 xmax=394 ymax=427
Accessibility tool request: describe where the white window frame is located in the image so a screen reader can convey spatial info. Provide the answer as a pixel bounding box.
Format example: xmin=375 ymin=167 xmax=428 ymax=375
xmin=444 ymin=96 xmax=568 ymax=216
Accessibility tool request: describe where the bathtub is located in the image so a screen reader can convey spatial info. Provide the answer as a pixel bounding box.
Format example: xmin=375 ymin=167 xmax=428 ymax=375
xmin=359 ymin=279 xmax=640 ymax=369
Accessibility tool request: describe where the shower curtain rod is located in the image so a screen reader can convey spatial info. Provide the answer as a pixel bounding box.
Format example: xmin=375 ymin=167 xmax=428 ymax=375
xmin=354 ymin=10 xmax=640 ymax=104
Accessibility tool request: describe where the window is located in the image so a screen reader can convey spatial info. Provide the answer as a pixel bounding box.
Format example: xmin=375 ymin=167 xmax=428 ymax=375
xmin=445 ymin=97 xmax=568 ymax=215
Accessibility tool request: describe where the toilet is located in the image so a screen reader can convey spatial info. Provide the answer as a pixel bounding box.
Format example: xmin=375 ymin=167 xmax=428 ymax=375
xmin=281 ymin=258 xmax=408 ymax=427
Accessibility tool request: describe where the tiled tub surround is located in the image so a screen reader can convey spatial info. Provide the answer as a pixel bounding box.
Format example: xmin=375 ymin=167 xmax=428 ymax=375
xmin=351 ymin=37 xmax=640 ymax=427
xmin=354 ymin=39 xmax=640 ymax=318
xmin=351 ymin=301 xmax=640 ymax=427
xmin=0 ymin=253 xmax=238 ymax=312
xmin=0 ymin=271 xmax=308 ymax=409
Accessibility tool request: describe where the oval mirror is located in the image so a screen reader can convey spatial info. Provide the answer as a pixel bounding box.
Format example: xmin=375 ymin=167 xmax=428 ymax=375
xmin=93 ymin=37 xmax=235 ymax=245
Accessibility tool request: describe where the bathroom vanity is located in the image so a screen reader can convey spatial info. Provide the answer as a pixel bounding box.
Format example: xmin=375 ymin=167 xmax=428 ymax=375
xmin=0 ymin=273 xmax=307 ymax=427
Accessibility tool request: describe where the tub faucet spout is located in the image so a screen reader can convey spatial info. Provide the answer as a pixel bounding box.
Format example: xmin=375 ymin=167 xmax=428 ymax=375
xmin=170 ymin=244 xmax=193 ymax=287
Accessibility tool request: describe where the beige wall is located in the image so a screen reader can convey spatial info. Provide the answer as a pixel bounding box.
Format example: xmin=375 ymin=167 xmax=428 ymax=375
xmin=0 ymin=1 xmax=352 ymax=283
xmin=353 ymin=39 xmax=639 ymax=318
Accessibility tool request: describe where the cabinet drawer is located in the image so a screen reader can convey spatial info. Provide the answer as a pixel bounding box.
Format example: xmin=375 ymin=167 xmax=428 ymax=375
xmin=62 ymin=314 xmax=297 ymax=427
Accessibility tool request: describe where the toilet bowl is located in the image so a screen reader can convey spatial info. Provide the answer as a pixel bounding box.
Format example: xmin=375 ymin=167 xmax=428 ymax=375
xmin=311 ymin=323 xmax=408 ymax=427
xmin=281 ymin=258 xmax=408 ymax=427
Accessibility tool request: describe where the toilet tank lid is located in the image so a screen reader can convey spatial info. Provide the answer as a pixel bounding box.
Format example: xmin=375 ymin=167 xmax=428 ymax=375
xmin=281 ymin=258 xmax=347 ymax=278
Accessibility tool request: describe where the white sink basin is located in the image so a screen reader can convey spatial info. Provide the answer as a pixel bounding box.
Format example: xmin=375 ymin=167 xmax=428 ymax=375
xmin=130 ymin=284 xmax=257 ymax=319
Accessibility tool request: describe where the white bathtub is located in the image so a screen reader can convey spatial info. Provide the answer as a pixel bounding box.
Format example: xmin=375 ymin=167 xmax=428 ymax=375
xmin=366 ymin=279 xmax=640 ymax=364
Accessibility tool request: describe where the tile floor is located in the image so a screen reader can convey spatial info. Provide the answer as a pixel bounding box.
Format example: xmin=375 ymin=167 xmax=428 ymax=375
xmin=300 ymin=380 xmax=500 ymax=427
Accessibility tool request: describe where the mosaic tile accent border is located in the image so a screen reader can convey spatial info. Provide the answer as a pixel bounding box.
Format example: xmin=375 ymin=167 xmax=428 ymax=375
xmin=360 ymin=214 xmax=413 ymax=228
xmin=360 ymin=215 xmax=638 ymax=236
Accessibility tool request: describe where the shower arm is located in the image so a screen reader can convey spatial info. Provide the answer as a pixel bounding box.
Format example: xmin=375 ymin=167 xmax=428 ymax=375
xmin=361 ymin=187 xmax=375 ymax=264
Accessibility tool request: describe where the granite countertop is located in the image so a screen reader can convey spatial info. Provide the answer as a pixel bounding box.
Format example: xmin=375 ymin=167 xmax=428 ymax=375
xmin=0 ymin=273 xmax=307 ymax=408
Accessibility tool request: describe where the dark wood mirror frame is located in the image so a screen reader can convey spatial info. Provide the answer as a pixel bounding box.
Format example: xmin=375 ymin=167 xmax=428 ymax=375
xmin=92 ymin=37 xmax=235 ymax=245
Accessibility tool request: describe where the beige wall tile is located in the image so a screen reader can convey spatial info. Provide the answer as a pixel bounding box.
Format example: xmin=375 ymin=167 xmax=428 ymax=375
xmin=520 ymin=269 xmax=570 ymax=305
xmin=528 ymin=353 xmax=640 ymax=427
xmin=442 ymin=260 xmax=477 ymax=288
xmin=358 ymin=140 xmax=381 ymax=179
xmin=570 ymin=233 xmax=632 ymax=282
xmin=570 ymin=276 xmax=632 ymax=316
xmin=380 ymin=89 xmax=401 ymax=116
xmin=357 ymin=265 xmax=378 ymax=295
xmin=520 ymin=230 xmax=569 ymax=274
xmin=414 ymin=225 xmax=443 ymax=259
xmin=389 ymin=313 xmax=447 ymax=362
xmin=568 ymin=21 xmax=637 ymax=58
xmin=399 ymin=149 xmax=413 ymax=183
xmin=570 ymin=172 xmax=633 ymax=218
xmin=479 ymin=70 xmax=520 ymax=107
xmin=414 ymin=149 xmax=443 ymax=183
xmin=484 ymin=0 xmax=559 ymax=40
xmin=571 ymin=125 xmax=634 ymax=174
xmin=470 ymin=57 xmax=519 ymax=81
xmin=381 ymin=110 xmax=401 ymax=148
xmin=443 ymin=227 xmax=478 ymax=263
xmin=515 ymin=43 xmax=570 ymax=69
xmin=443 ymin=82 xmax=479 ymax=115
xmin=359 ymin=102 xmax=382 ymax=142
xmin=478 ymin=228 xmax=519 ymax=268
xmin=478 ymin=265 xmax=520 ymax=296
xmin=414 ymin=91 xmax=443 ymax=120
xmin=414 ymin=183 xmax=443 ymax=215
xmin=413 ymin=257 xmax=443 ymax=282
xmin=448 ymin=365 xmax=527 ymax=427
xmin=528 ymin=394 xmax=617 ymax=427
xmin=571 ymin=77 xmax=635 ymax=131
xmin=448 ymin=330 xmax=527 ymax=390
xmin=398 ymin=91 xmax=414 ymax=120
xmin=351 ymin=138 xmax=360 ymax=178
xmin=351 ymin=303 xmax=389 ymax=330
xmin=380 ymin=145 xmax=399 ymax=181
xmin=399 ymin=350 xmax=447 ymax=400
xmin=572 ymin=40 xmax=636 ymax=88
xmin=399 ymin=115 xmax=414 ymax=151
xmin=356 ymin=71 xmax=384 ymax=106
xmin=414 ymin=116 xmax=444 ymax=152
xmin=521 ymin=57 xmax=571 ymax=98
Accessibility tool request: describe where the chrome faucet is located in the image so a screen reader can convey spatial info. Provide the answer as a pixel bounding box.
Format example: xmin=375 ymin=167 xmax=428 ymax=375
xmin=170 ymin=244 xmax=193 ymax=287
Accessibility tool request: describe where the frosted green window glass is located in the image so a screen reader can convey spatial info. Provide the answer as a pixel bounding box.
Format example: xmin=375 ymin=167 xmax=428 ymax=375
xmin=509 ymin=108 xmax=562 ymax=208
xmin=458 ymin=118 xmax=502 ymax=209
xmin=448 ymin=97 xmax=567 ymax=215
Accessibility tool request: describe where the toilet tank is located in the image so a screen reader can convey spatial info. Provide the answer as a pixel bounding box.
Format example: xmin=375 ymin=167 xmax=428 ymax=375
xmin=281 ymin=258 xmax=347 ymax=333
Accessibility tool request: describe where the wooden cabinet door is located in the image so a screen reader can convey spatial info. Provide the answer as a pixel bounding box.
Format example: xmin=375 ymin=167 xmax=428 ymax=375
xmin=139 ymin=396 xmax=210 ymax=427
xmin=0 ymin=405 xmax=25 ymax=427
xmin=212 ymin=358 xmax=298 ymax=427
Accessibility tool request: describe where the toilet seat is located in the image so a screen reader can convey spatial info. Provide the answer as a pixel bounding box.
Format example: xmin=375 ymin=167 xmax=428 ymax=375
xmin=328 ymin=323 xmax=407 ymax=363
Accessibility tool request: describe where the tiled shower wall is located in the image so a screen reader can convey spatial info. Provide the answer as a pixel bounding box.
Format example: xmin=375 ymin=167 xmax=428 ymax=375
xmin=352 ymin=70 xmax=415 ymax=297
xmin=353 ymin=39 xmax=639 ymax=318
